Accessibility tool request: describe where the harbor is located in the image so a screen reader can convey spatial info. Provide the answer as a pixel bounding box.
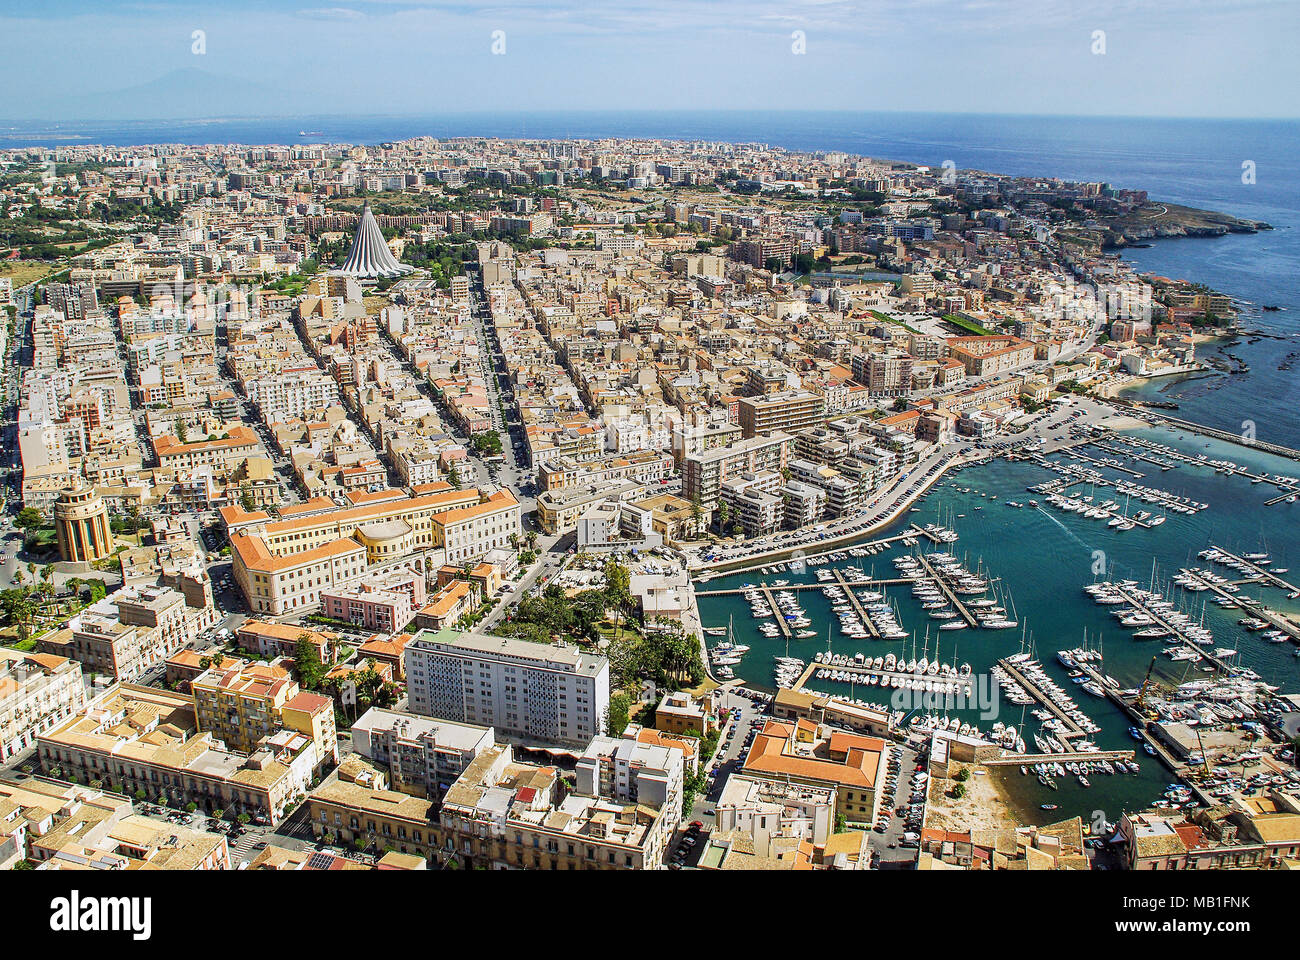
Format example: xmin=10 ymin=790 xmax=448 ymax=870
xmin=697 ymin=415 xmax=1300 ymax=826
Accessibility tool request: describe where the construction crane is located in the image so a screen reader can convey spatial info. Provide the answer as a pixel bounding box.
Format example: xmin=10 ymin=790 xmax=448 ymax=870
xmin=1135 ymin=655 xmax=1160 ymax=717
xmin=1192 ymin=723 xmax=1214 ymax=778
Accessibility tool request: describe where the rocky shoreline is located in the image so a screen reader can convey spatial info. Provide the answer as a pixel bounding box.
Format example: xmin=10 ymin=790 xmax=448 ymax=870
xmin=1099 ymin=201 xmax=1271 ymax=249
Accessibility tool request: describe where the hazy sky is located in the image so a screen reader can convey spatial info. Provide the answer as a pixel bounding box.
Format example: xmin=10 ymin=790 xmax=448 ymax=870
xmin=2 ymin=0 xmax=1296 ymax=120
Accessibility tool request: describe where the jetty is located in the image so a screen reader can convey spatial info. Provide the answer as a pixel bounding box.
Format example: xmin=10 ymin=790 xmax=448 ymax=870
xmin=695 ymin=577 xmax=911 ymax=598
xmin=913 ymin=554 xmax=979 ymax=628
xmin=831 ymin=568 xmax=881 ymax=639
xmin=758 ymin=586 xmax=792 ymax=640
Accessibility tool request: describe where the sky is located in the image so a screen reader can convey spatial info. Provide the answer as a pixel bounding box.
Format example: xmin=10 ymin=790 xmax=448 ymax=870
xmin=1 ymin=0 xmax=1296 ymax=121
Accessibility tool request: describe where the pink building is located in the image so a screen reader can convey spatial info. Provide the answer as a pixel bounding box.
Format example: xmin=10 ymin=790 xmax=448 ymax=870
xmin=321 ymin=584 xmax=416 ymax=634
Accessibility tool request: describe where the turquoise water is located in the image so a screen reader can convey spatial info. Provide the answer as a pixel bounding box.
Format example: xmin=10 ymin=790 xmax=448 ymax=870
xmin=698 ymin=423 xmax=1300 ymax=825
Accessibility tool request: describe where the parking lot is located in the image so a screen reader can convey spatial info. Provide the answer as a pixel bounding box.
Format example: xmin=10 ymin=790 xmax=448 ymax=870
xmin=668 ymin=685 xmax=771 ymax=868
xmin=868 ymin=740 xmax=927 ymax=868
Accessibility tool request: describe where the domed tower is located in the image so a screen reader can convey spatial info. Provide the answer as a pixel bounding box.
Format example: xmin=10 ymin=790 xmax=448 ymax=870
xmin=53 ymin=478 xmax=112 ymax=564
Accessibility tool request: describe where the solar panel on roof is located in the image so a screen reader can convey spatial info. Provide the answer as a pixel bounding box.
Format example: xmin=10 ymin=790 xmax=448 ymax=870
xmin=306 ymin=852 xmax=334 ymax=870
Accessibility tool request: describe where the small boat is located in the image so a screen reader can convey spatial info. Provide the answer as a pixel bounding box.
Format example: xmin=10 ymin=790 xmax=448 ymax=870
xmin=1041 ymin=803 xmax=1059 ymax=811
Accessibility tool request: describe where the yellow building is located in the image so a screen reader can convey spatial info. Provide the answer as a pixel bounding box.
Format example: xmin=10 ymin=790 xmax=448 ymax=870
xmin=53 ymin=480 xmax=112 ymax=564
xmin=192 ymin=659 xmax=338 ymax=767
xmin=307 ymin=779 xmax=439 ymax=861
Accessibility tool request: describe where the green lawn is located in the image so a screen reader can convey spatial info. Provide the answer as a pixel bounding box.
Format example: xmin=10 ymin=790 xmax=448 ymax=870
xmin=942 ymin=313 xmax=995 ymax=336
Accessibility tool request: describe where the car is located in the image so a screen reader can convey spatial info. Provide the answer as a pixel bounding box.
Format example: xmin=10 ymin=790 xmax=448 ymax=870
xmin=689 ymin=820 xmax=704 ymax=830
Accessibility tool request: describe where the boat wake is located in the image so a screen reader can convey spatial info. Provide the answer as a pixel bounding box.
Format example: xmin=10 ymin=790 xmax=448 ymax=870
xmin=1034 ymin=505 xmax=1093 ymax=552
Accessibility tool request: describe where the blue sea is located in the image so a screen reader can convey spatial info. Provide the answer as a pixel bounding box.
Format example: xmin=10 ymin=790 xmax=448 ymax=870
xmin=9 ymin=110 xmax=1299 ymax=824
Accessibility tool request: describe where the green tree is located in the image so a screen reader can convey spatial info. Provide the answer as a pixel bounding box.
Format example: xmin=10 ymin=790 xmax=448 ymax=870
xmin=294 ymin=634 xmax=325 ymax=691
xmin=606 ymin=692 xmax=632 ymax=736
xmin=15 ymin=507 xmax=44 ymax=540
xmin=603 ymin=558 xmax=633 ymax=641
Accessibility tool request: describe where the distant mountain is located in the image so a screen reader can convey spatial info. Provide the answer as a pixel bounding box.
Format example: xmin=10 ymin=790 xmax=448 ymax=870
xmin=55 ymin=68 xmax=321 ymax=121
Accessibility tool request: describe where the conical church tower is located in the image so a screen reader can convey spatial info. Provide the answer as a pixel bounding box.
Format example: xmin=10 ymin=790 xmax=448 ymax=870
xmin=337 ymin=203 xmax=413 ymax=278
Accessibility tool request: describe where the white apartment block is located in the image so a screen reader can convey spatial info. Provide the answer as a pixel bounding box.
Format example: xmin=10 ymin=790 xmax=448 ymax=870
xmin=350 ymin=707 xmax=495 ymax=801
xmin=246 ymin=370 xmax=340 ymax=422
xmin=0 ymin=649 xmax=86 ymax=761
xmin=404 ymin=630 xmax=610 ymax=748
xmin=577 ymin=735 xmax=684 ymax=814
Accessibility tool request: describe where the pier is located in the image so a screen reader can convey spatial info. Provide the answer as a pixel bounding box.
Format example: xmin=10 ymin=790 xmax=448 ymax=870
xmin=1178 ymin=568 xmax=1300 ymax=644
xmin=1111 ymin=435 xmax=1300 ymax=496
xmin=1108 ymin=581 xmax=1213 ymax=647
xmin=1057 ymin=447 xmax=1146 ymax=478
xmin=1208 ymin=546 xmax=1300 ymax=595
xmin=982 ymin=750 xmax=1136 ymax=767
xmin=1112 ymin=403 xmax=1300 ymax=463
xmin=1070 ymin=658 xmax=1183 ymax=772
xmin=830 ymin=568 xmax=881 ymax=638
xmin=803 ymin=660 xmax=975 ymax=694
xmin=913 ymin=554 xmax=979 ymax=628
xmin=695 ymin=577 xmax=912 ymax=597
xmin=1090 ymin=438 xmax=1180 ymax=470
xmin=997 ymin=657 xmax=1083 ymax=741
xmin=758 ymin=586 xmax=792 ymax=640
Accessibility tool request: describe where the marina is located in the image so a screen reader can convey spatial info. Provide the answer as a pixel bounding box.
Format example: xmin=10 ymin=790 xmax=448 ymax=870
xmin=696 ymin=416 xmax=1300 ymax=827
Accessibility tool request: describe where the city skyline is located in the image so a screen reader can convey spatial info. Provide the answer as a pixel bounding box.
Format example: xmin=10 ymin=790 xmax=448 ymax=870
xmin=2 ymin=0 xmax=1297 ymax=121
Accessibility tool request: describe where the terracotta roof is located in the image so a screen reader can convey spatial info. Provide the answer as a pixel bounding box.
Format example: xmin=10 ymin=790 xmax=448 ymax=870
xmin=230 ymin=531 xmax=365 ymax=573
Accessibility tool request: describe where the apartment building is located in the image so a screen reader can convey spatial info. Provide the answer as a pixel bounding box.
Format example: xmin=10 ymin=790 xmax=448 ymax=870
xmin=245 ymin=370 xmax=340 ymax=422
xmin=404 ymin=629 xmax=610 ymax=748
xmin=152 ymin=425 xmax=260 ymax=472
xmin=41 ymin=585 xmax=191 ymax=682
xmin=946 ymin=335 xmax=1035 ymax=377
xmin=539 ymin=449 xmax=672 ymax=492
xmin=0 ymin=777 xmax=229 ymax=871
xmin=231 ymin=532 xmax=368 ymax=615
xmin=654 ymin=691 xmax=717 ymax=737
xmin=719 ymin=471 xmax=785 ymax=537
xmin=192 ymin=659 xmax=338 ymax=768
xmin=536 ymin=479 xmax=646 ymax=536
xmin=438 ymin=743 xmax=676 ymax=870
xmin=736 ymin=390 xmax=826 ymax=439
xmin=230 ymin=485 xmax=519 ymax=613
xmin=321 ymin=582 xmax=417 ymax=633
xmin=682 ymin=432 xmax=792 ymax=509
xmin=0 ymin=650 xmax=86 ymax=761
xmin=851 ymin=351 xmax=914 ymax=397
xmin=235 ymin=620 xmax=339 ymax=664
xmin=307 ymin=779 xmax=439 ymax=861
xmin=576 ymin=735 xmax=685 ymax=812
xmin=432 ymin=489 xmax=522 ymax=565
xmin=742 ymin=719 xmax=887 ymax=825
xmin=715 ymin=772 xmax=836 ymax=857
xmin=39 ymin=684 xmax=317 ymax=821
xmin=350 ymin=707 xmax=495 ymax=801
